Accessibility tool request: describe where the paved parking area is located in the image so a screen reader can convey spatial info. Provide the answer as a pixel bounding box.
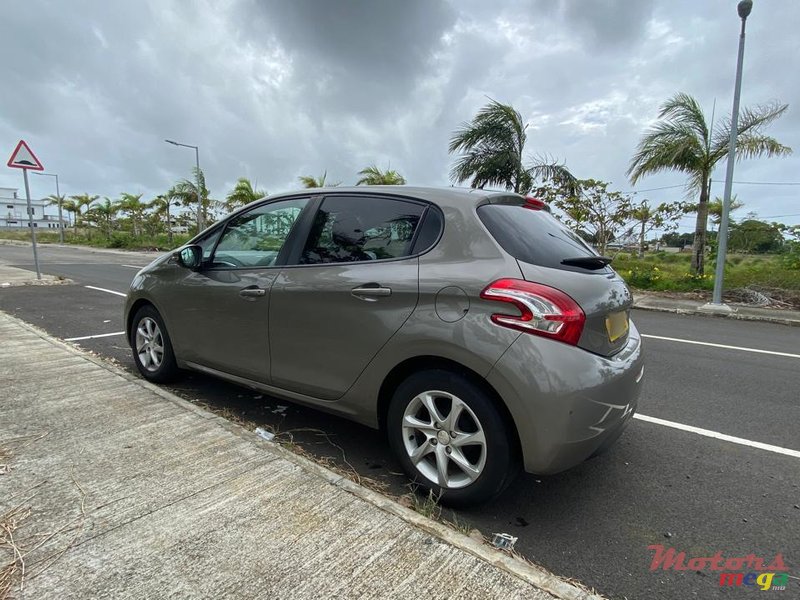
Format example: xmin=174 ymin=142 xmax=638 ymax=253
xmin=2 ymin=243 xmax=798 ymax=599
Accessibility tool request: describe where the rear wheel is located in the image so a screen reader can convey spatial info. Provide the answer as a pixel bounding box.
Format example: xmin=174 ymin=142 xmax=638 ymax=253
xmin=387 ymin=369 xmax=518 ymax=507
xmin=131 ymin=305 xmax=179 ymax=383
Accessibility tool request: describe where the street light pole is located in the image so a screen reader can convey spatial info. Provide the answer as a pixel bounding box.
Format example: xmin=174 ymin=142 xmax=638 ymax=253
xmin=710 ymin=0 xmax=753 ymax=307
xmin=34 ymin=171 xmax=64 ymax=243
xmin=165 ymin=139 xmax=204 ymax=233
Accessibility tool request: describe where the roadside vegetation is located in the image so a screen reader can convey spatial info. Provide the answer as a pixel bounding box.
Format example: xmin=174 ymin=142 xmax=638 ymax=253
xmin=4 ymin=93 xmax=796 ymax=299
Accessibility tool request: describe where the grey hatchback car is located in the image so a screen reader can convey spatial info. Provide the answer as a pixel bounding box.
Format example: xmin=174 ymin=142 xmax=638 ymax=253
xmin=125 ymin=186 xmax=643 ymax=505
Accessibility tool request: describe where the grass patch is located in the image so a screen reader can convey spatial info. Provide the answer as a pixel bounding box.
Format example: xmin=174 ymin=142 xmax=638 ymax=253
xmin=0 ymin=230 xmax=190 ymax=252
xmin=612 ymin=252 xmax=800 ymax=294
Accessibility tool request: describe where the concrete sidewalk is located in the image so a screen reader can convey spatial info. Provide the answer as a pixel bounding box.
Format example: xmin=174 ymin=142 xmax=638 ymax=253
xmin=0 ymin=311 xmax=598 ymax=600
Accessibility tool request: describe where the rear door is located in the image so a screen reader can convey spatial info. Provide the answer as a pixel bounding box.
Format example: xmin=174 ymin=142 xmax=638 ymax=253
xmin=269 ymin=194 xmax=426 ymax=400
xmin=478 ymin=200 xmax=633 ymax=356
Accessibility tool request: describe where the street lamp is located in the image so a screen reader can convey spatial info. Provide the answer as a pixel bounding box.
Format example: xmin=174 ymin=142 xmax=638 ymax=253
xmin=707 ymin=0 xmax=753 ymax=311
xmin=33 ymin=171 xmax=65 ymax=243
xmin=165 ymin=139 xmax=204 ymax=232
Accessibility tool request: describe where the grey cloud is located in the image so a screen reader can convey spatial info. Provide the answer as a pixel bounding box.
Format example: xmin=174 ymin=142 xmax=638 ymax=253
xmin=561 ymin=0 xmax=655 ymax=48
xmin=1 ymin=0 xmax=798 ymax=229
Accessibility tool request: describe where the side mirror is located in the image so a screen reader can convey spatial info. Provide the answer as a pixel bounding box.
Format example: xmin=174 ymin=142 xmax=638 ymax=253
xmin=177 ymin=245 xmax=203 ymax=270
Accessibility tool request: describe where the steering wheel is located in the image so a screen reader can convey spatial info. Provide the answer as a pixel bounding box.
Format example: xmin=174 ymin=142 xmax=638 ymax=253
xmin=213 ymin=253 xmax=246 ymax=268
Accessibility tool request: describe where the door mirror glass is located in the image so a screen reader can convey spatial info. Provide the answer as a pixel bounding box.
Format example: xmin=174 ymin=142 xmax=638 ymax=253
xmin=177 ymin=245 xmax=203 ymax=270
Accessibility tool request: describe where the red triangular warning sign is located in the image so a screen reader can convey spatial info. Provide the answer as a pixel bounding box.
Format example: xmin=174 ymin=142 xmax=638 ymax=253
xmin=7 ymin=140 xmax=44 ymax=171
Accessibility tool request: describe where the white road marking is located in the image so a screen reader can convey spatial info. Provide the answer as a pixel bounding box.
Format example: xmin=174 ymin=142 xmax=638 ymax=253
xmin=634 ymin=413 xmax=800 ymax=459
xmin=65 ymin=331 xmax=126 ymax=342
xmin=84 ymin=285 xmax=126 ymax=297
xmin=641 ymin=333 xmax=800 ymax=360
xmin=121 ymin=264 xmax=145 ymax=269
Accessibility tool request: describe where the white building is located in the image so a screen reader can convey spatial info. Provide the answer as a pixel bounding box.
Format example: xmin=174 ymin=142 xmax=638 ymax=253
xmin=0 ymin=187 xmax=67 ymax=230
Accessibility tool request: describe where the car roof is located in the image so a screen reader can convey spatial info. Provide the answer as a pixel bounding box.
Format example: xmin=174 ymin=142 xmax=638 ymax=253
xmin=267 ymin=185 xmax=522 ymax=209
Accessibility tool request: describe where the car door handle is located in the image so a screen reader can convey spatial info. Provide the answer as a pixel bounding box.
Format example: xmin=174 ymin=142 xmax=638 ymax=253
xmin=351 ymin=285 xmax=392 ymax=299
xmin=239 ymin=287 xmax=267 ymax=298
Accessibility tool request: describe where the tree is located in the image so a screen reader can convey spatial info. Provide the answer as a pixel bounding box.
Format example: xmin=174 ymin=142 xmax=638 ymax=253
xmin=69 ymin=194 xmax=99 ymax=236
xmin=115 ymin=193 xmax=147 ymax=237
xmin=661 ymin=231 xmax=694 ymax=249
xmin=44 ymin=194 xmax=67 ymax=236
xmin=356 ymin=165 xmax=406 ymax=186
xmin=628 ymin=92 xmax=791 ymax=274
xmin=168 ymin=167 xmax=214 ymax=231
xmin=85 ymin=197 xmax=118 ymax=238
xmin=707 ymin=195 xmax=744 ymax=230
xmin=629 ymin=200 xmax=687 ymax=258
xmin=60 ymin=199 xmax=80 ymax=233
xmin=225 ymin=177 xmax=266 ymax=211
xmin=729 ymin=219 xmax=784 ymax=253
xmin=150 ymin=194 xmax=178 ymax=245
xmin=298 ymin=171 xmax=340 ymax=188
xmin=548 ymin=179 xmax=633 ymax=255
xmin=449 ymin=99 xmax=577 ymax=195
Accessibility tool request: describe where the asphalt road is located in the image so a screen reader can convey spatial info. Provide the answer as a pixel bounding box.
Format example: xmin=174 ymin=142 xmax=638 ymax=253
xmin=2 ymin=242 xmax=799 ymax=600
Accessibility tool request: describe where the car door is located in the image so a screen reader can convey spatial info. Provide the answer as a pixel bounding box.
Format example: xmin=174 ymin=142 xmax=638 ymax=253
xmin=165 ymin=197 xmax=311 ymax=382
xmin=269 ymin=194 xmax=426 ymax=400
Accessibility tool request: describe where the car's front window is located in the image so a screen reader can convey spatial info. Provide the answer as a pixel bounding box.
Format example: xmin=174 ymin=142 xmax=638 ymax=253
xmin=212 ymin=198 xmax=309 ymax=268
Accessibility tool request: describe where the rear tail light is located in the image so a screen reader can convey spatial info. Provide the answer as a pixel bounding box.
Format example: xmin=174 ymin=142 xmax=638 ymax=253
xmin=480 ymin=279 xmax=585 ymax=345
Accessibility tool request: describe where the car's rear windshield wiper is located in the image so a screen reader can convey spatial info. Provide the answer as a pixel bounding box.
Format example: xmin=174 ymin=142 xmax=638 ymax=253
xmin=560 ymin=256 xmax=612 ymax=270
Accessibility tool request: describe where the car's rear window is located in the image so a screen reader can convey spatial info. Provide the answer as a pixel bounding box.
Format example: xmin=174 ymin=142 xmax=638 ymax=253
xmin=477 ymin=204 xmax=610 ymax=273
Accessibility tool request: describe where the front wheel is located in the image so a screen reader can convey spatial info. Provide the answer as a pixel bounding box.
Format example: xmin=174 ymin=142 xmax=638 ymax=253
xmin=131 ymin=305 xmax=179 ymax=383
xmin=387 ymin=369 xmax=518 ymax=507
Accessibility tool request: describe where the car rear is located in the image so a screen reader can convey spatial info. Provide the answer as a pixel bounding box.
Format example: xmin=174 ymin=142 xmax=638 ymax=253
xmin=476 ymin=195 xmax=644 ymax=474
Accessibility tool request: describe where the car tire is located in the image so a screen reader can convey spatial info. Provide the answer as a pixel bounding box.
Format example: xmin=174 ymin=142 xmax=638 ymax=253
xmin=130 ymin=305 xmax=180 ymax=383
xmin=387 ymin=369 xmax=518 ymax=507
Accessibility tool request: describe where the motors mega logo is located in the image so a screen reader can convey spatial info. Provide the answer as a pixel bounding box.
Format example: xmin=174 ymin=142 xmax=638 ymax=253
xmin=648 ymin=545 xmax=791 ymax=591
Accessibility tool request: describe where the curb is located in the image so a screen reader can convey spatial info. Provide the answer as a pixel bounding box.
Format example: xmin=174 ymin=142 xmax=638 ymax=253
xmin=0 ymin=238 xmax=164 ymax=258
xmin=1 ymin=276 xmax=74 ymax=288
xmin=633 ymin=301 xmax=800 ymax=327
xmin=4 ymin=311 xmax=605 ymax=600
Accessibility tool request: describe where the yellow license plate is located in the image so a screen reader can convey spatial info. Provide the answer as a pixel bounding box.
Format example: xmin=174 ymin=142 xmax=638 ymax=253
xmin=605 ymin=311 xmax=629 ymax=342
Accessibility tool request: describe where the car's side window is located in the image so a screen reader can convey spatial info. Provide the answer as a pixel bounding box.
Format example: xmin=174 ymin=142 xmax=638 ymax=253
xmin=212 ymin=198 xmax=309 ymax=268
xmin=300 ymin=196 xmax=425 ymax=265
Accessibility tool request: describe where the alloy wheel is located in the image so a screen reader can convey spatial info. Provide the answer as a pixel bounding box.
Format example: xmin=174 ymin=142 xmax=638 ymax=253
xmin=401 ymin=390 xmax=487 ymax=489
xmin=135 ymin=316 xmax=164 ymax=372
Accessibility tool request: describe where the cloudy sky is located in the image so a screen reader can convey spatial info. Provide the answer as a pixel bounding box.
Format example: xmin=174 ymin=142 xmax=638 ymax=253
xmin=3 ymin=0 xmax=799 ymax=230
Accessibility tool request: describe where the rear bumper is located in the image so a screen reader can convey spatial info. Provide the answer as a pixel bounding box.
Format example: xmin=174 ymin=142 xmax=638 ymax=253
xmin=486 ymin=321 xmax=644 ymax=475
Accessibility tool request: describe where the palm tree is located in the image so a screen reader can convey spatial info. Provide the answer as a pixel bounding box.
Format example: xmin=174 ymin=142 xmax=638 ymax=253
xmin=707 ymin=195 xmax=744 ymax=230
xmin=69 ymin=194 xmax=99 ymax=234
xmin=449 ymin=99 xmax=577 ymax=195
xmin=628 ymin=92 xmax=790 ymax=274
xmin=168 ymin=167 xmax=214 ymax=231
xmin=60 ymin=199 xmax=80 ymax=233
xmin=44 ymin=194 xmax=67 ymax=236
xmin=225 ymin=177 xmax=266 ymax=211
xmin=298 ymin=171 xmax=340 ymax=188
xmin=115 ymin=192 xmax=147 ymax=237
xmin=150 ymin=194 xmax=177 ymax=245
xmin=356 ymin=165 xmax=406 ymax=186
xmin=86 ymin=197 xmax=118 ymax=238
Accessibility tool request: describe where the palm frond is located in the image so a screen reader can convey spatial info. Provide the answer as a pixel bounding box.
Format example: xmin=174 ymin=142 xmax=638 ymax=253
xmin=658 ymin=93 xmax=709 ymax=145
xmin=710 ymin=102 xmax=791 ymax=162
xmin=356 ymin=165 xmax=406 ymax=186
xmin=627 ymin=120 xmax=706 ymax=186
xmin=734 ymin=133 xmax=792 ymax=161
